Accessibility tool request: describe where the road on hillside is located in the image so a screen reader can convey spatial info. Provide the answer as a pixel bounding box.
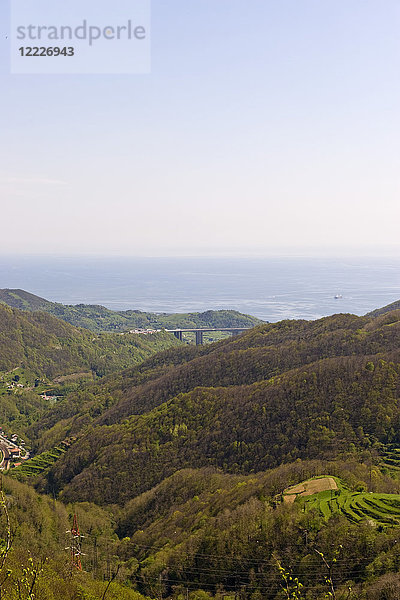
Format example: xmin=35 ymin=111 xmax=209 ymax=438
xmin=0 ymin=442 xmax=10 ymax=470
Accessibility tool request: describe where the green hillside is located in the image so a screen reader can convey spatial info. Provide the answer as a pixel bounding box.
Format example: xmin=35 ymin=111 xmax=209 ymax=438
xmin=0 ymin=303 xmax=179 ymax=380
xmin=0 ymin=303 xmax=180 ymax=437
xmin=0 ymin=288 xmax=262 ymax=332
xmin=30 ymin=309 xmax=400 ymax=448
xmin=305 ymin=487 xmax=400 ymax=526
xmin=0 ymin=474 xmax=149 ymax=600
xmin=25 ymin=309 xmax=400 ymax=505
xmin=367 ymin=299 xmax=400 ymax=317
xmin=285 ymin=475 xmax=400 ymax=527
xmin=10 ymin=443 xmax=68 ymax=482
xmin=108 ymin=461 xmax=400 ymax=599
xmin=4 ymin=307 xmax=400 ymax=597
xmin=71 ymin=461 xmax=400 ymax=599
xmin=5 ymin=460 xmax=400 ymax=600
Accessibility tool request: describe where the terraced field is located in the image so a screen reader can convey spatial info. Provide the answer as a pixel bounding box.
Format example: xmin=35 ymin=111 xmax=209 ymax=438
xmin=10 ymin=444 xmax=67 ymax=482
xmin=380 ymin=446 xmax=400 ymax=474
xmin=287 ymin=477 xmax=400 ymax=527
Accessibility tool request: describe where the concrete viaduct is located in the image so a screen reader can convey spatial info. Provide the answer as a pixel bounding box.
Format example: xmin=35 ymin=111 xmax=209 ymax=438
xmin=166 ymin=327 xmax=252 ymax=345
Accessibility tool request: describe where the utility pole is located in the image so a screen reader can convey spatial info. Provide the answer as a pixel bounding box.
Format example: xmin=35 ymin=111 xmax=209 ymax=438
xmin=158 ymin=572 xmax=163 ymax=600
xmin=92 ymin=536 xmax=98 ymax=577
xmin=66 ymin=514 xmax=84 ymax=571
xmin=106 ymin=541 xmax=111 ymax=580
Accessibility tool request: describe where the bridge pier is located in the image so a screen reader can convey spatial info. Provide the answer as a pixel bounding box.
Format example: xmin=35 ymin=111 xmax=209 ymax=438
xmin=167 ymin=327 xmax=252 ymax=345
xmin=195 ymin=331 xmax=204 ymax=345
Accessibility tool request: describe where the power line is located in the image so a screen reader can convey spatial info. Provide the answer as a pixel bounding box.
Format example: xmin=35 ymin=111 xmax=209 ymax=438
xmin=81 ymin=531 xmax=396 ymax=568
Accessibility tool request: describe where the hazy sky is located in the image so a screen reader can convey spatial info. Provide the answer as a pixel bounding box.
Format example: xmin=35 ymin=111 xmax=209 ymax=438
xmin=1 ymin=1 xmax=399 ymax=256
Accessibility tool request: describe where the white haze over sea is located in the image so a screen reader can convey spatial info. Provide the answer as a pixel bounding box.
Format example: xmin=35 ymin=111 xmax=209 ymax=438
xmin=1 ymin=256 xmax=400 ymax=322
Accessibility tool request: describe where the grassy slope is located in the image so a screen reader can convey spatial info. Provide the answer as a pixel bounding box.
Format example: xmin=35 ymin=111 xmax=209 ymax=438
xmin=0 ymin=288 xmax=262 ymax=332
xmin=289 ymin=476 xmax=400 ymax=527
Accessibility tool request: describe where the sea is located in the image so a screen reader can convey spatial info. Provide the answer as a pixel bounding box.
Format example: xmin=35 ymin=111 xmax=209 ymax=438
xmin=1 ymin=255 xmax=400 ymax=322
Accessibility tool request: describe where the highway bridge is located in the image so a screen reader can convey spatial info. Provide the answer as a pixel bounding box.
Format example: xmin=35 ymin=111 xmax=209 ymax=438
xmin=166 ymin=327 xmax=252 ymax=345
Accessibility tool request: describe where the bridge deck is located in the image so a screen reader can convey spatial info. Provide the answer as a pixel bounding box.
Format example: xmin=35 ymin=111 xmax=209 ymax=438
xmin=165 ymin=327 xmax=252 ymax=333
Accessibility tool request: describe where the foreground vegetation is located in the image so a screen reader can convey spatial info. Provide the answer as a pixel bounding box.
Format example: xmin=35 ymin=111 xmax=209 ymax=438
xmin=0 ymin=475 xmax=149 ymax=600
xmin=111 ymin=461 xmax=400 ymax=599
xmin=4 ymin=461 xmax=400 ymax=599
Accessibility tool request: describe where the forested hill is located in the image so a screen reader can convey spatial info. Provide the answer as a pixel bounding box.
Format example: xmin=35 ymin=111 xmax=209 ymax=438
xmin=0 ymin=288 xmax=262 ymax=332
xmin=367 ymin=298 xmax=400 ymax=317
xmin=0 ymin=303 xmax=179 ymax=380
xmin=8 ymin=307 xmax=400 ymax=598
xmin=5 ymin=460 xmax=400 ymax=600
xmin=30 ymin=308 xmax=400 ymax=504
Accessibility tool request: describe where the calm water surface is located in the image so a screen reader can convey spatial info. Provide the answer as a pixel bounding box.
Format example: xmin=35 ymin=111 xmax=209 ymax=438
xmin=1 ymin=256 xmax=400 ymax=322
